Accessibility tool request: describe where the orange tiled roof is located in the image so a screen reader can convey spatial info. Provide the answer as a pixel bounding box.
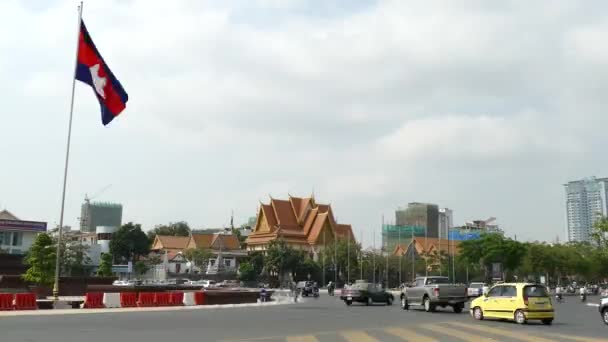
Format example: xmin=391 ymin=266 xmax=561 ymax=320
xmin=246 ymin=195 xmax=354 ymax=248
xmin=190 ymin=233 xmax=241 ymax=250
xmin=152 ymin=235 xmax=190 ymax=251
xmin=335 ymin=224 xmax=354 ymax=241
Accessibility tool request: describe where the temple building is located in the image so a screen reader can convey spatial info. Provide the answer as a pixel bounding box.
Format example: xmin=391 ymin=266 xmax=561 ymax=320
xmin=245 ymin=195 xmax=355 ymax=260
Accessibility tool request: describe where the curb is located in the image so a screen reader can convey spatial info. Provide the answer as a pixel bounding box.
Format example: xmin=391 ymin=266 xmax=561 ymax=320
xmin=0 ymin=300 xmax=294 ymax=318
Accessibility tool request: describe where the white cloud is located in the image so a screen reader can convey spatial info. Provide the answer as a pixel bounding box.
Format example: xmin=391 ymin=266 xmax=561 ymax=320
xmin=1 ymin=0 xmax=607 ymax=245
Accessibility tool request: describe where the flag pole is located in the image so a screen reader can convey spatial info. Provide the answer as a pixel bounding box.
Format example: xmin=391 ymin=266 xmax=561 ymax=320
xmin=53 ymin=1 xmax=83 ymax=300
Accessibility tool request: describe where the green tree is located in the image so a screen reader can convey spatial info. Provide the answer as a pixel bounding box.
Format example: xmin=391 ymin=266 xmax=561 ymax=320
xmin=264 ymin=239 xmax=301 ymax=285
xmin=59 ymin=242 xmax=92 ymax=276
xmin=110 ymin=222 xmax=150 ymax=263
xmin=184 ymin=247 xmax=213 ymax=269
xmin=23 ymin=233 xmax=56 ymax=286
xmin=97 ymin=253 xmax=113 ymax=277
xmin=133 ymin=260 xmax=149 ymax=276
xmin=247 ymin=251 xmax=265 ymax=274
xmin=592 ymin=217 xmax=608 ymax=250
xmin=320 ymin=238 xmax=361 ymax=284
xmin=147 ymin=221 xmax=191 ymax=241
xmin=459 ymin=233 xmax=526 ymax=282
xmin=238 ymin=262 xmax=257 ymax=281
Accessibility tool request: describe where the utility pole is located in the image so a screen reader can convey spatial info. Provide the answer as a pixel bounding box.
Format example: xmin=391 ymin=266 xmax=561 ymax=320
xmin=372 ymin=229 xmax=376 ymax=285
xmin=425 ymin=221 xmax=428 ymax=277
xmin=359 ymin=230 xmax=363 ymax=280
xmin=398 ymin=223 xmax=402 ymax=286
xmin=322 ymin=230 xmax=325 ymax=288
xmin=411 ymin=223 xmax=415 ymax=282
xmin=347 ymin=230 xmax=350 ymax=284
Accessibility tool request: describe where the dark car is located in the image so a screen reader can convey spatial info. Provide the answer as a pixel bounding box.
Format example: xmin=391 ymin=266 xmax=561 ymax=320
xmin=297 ymin=281 xmax=319 ymax=297
xmin=599 ymin=296 xmax=608 ymax=325
xmin=342 ymin=282 xmax=394 ymax=306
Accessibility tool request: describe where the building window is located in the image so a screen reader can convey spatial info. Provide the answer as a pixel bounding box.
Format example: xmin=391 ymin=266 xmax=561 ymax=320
xmin=12 ymin=232 xmax=22 ymax=246
xmin=210 ymin=259 xmax=216 ymax=266
xmin=224 ymin=259 xmax=231 ymax=267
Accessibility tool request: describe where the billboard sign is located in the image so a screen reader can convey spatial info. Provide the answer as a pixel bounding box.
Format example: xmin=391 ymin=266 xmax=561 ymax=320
xmin=0 ymin=219 xmax=47 ymax=232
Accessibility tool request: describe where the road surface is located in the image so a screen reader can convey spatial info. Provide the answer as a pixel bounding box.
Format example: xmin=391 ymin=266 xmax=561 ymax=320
xmin=0 ymin=294 xmax=605 ymax=341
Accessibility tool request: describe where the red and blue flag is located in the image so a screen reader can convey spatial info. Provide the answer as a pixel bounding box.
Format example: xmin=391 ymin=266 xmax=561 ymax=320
xmin=76 ymin=20 xmax=128 ymax=126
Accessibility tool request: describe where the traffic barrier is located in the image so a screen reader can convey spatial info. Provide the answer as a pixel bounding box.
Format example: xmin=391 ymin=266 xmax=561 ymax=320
xmin=103 ymin=293 xmax=121 ymax=308
xmin=120 ymin=292 xmax=138 ymax=308
xmin=183 ymin=292 xmax=196 ymax=306
xmin=137 ymin=292 xmax=156 ymax=307
xmin=83 ymin=292 xmax=105 ymax=309
xmin=154 ymin=292 xmax=171 ymax=306
xmin=0 ymin=293 xmax=14 ymax=311
xmin=14 ymin=293 xmax=37 ymax=310
xmin=169 ymin=292 xmax=184 ymax=306
xmin=194 ymin=291 xmax=206 ymax=305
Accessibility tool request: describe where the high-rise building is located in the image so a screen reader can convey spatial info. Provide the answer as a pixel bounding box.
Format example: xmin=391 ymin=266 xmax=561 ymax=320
xmin=80 ymin=201 xmax=122 ymax=233
xmin=564 ymin=177 xmax=608 ymax=242
xmin=438 ymin=208 xmax=453 ymax=239
xmin=395 ymin=202 xmax=439 ymax=237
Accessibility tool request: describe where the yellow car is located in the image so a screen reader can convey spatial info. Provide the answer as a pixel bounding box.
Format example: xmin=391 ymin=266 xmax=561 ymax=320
xmin=470 ymin=283 xmax=554 ymax=325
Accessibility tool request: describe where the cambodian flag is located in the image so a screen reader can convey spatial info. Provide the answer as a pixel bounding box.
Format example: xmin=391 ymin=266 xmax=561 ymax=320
xmin=76 ymin=20 xmax=128 ymax=126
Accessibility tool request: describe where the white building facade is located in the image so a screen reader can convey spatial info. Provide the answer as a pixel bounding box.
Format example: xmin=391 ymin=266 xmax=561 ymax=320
xmin=564 ymin=177 xmax=608 ymax=242
xmin=0 ymin=210 xmax=47 ymax=255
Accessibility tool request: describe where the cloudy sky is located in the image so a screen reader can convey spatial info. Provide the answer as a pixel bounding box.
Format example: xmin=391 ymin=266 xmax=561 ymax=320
xmin=1 ymin=0 xmax=607 ymax=246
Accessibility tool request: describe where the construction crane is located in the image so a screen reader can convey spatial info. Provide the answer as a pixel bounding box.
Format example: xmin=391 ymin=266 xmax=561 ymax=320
xmin=85 ymin=184 xmax=112 ymax=203
xmin=79 ymin=184 xmax=112 ymax=231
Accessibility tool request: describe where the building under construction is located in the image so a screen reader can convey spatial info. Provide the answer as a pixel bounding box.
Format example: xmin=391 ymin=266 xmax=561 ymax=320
xmin=80 ymin=201 xmax=122 ymax=233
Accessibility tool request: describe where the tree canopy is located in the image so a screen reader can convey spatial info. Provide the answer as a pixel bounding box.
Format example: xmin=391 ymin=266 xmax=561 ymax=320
xmin=147 ymin=221 xmax=191 ymax=241
xmin=97 ymin=253 xmax=113 ymax=277
xmin=110 ymin=222 xmax=150 ymax=263
xmin=23 ymin=233 xmax=56 ymax=286
xmin=184 ymin=247 xmax=213 ymax=270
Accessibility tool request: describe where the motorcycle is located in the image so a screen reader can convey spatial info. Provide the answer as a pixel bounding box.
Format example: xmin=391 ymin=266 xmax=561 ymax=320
xmin=328 ymin=287 xmax=335 ymax=296
xmin=580 ymin=293 xmax=587 ymax=302
xmin=555 ymin=294 xmax=564 ymax=304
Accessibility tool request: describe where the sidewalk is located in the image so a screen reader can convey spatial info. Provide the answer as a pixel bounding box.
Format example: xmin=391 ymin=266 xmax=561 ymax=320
xmin=0 ymin=300 xmax=294 ymax=318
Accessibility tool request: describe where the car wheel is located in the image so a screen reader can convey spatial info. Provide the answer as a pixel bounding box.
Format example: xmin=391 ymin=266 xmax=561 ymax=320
xmin=423 ymin=297 xmax=434 ymax=312
xmin=541 ymin=319 xmax=553 ymax=325
xmin=453 ymin=303 xmax=464 ymax=313
xmin=603 ymin=308 xmax=608 ymax=325
xmin=386 ymin=297 xmax=393 ymax=306
xmin=473 ymin=307 xmax=483 ymax=320
xmin=346 ymin=300 xmax=352 ymax=306
xmin=514 ymin=310 xmax=527 ymax=324
xmin=401 ymin=296 xmax=409 ymax=310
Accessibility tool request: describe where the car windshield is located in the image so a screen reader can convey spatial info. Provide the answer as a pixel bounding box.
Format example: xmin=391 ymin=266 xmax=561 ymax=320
xmin=426 ymin=278 xmax=450 ymax=285
xmin=469 ymin=283 xmax=484 ymax=288
xmin=524 ymin=285 xmax=549 ymax=297
xmin=351 ymin=283 xmax=370 ymax=290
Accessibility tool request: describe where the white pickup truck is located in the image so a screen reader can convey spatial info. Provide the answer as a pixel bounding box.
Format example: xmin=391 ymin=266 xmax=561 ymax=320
xmin=400 ymin=276 xmax=468 ymax=313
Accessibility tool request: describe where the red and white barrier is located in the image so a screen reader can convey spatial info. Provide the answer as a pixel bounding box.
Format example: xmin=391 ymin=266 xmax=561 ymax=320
xmin=103 ymin=293 xmax=121 ymax=308
xmin=14 ymin=293 xmax=37 ymax=310
xmin=0 ymin=293 xmax=14 ymax=311
xmin=83 ymin=293 xmax=104 ymax=309
xmin=183 ymin=292 xmax=196 ymax=306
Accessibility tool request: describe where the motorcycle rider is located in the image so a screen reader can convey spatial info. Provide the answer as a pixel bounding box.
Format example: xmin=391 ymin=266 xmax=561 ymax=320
xmin=580 ymin=285 xmax=587 ymax=302
xmin=555 ymin=285 xmax=563 ymax=303
xmin=327 ymin=281 xmax=335 ymax=296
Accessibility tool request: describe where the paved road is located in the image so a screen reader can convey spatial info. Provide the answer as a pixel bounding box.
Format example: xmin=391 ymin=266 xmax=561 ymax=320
xmin=0 ymin=294 xmax=605 ymax=341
